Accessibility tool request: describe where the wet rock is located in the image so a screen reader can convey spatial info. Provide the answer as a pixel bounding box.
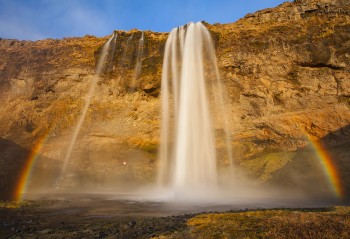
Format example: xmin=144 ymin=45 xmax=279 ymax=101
xmin=128 ymin=220 xmax=136 ymax=228
xmin=38 ymin=228 xmax=51 ymax=234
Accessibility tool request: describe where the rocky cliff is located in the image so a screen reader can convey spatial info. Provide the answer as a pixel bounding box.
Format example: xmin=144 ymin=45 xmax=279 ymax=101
xmin=0 ymin=0 xmax=349 ymax=200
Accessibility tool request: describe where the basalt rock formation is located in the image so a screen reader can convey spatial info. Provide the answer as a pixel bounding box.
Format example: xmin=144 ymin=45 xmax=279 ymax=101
xmin=0 ymin=0 xmax=349 ymax=199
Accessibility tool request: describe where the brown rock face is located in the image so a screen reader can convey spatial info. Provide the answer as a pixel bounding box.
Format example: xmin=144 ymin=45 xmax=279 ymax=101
xmin=0 ymin=0 xmax=349 ymax=199
xmin=212 ymin=1 xmax=350 ymax=150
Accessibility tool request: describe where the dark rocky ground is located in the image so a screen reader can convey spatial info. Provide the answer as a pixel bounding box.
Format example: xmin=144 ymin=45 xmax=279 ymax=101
xmin=0 ymin=198 xmax=195 ymax=239
xmin=1 ymin=195 xmax=349 ymax=239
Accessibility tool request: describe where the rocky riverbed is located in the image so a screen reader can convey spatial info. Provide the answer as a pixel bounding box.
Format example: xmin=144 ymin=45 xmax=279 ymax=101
xmin=1 ymin=195 xmax=349 ymax=239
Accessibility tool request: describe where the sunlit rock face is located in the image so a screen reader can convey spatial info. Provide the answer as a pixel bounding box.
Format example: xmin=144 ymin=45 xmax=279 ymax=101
xmin=0 ymin=0 xmax=349 ymax=199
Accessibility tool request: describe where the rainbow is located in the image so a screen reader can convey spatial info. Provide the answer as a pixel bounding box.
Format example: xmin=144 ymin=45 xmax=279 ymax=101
xmin=15 ymin=135 xmax=48 ymax=202
xmin=14 ymin=124 xmax=345 ymax=201
xmin=308 ymin=138 xmax=344 ymax=199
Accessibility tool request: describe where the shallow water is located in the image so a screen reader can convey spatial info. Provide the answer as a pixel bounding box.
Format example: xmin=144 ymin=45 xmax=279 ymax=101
xmin=1 ymin=193 xmax=346 ymax=238
xmin=23 ymin=192 xmax=344 ymax=219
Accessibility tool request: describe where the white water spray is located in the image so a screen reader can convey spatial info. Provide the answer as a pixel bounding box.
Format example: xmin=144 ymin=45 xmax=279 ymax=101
xmin=158 ymin=22 xmax=233 ymax=197
xmin=59 ymin=33 xmax=117 ymax=180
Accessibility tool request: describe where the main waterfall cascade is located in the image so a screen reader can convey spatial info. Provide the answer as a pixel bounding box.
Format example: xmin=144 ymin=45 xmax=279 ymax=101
xmin=158 ymin=22 xmax=234 ymax=196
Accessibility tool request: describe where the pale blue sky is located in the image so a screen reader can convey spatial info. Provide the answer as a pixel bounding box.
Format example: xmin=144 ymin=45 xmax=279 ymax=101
xmin=0 ymin=0 xmax=291 ymax=40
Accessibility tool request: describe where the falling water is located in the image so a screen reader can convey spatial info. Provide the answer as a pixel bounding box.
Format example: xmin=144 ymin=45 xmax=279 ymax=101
xmin=135 ymin=31 xmax=144 ymax=77
xmin=120 ymin=33 xmax=134 ymax=67
xmin=158 ymin=22 xmax=233 ymax=195
xmin=130 ymin=32 xmax=144 ymax=91
xmin=117 ymin=34 xmax=134 ymax=91
xmin=59 ymin=33 xmax=117 ymax=182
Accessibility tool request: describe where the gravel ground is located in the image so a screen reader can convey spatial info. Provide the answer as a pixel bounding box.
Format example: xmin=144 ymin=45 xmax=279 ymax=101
xmin=0 ymin=199 xmax=197 ymax=239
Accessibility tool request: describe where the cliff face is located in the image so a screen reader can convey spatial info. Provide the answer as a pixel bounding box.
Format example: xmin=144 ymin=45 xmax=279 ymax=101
xmin=213 ymin=0 xmax=350 ymax=151
xmin=0 ymin=0 xmax=349 ymax=198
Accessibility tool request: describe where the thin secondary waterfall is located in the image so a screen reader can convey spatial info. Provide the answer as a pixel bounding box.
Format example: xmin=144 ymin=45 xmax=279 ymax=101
xmin=130 ymin=31 xmax=144 ymax=91
xmin=118 ymin=34 xmax=133 ymax=90
xmin=59 ymin=33 xmax=117 ymax=182
xmin=158 ymin=22 xmax=232 ymax=194
xmin=122 ymin=34 xmax=134 ymax=66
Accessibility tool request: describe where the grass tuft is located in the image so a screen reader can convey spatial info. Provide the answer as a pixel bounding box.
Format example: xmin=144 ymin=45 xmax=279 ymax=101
xmin=157 ymin=207 xmax=350 ymax=239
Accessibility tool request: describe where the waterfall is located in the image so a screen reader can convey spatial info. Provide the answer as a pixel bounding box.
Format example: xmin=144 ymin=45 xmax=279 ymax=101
xmin=130 ymin=31 xmax=144 ymax=91
xmin=121 ymin=33 xmax=134 ymax=67
xmin=58 ymin=33 xmax=117 ymax=184
xmin=158 ymin=22 xmax=233 ymax=196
